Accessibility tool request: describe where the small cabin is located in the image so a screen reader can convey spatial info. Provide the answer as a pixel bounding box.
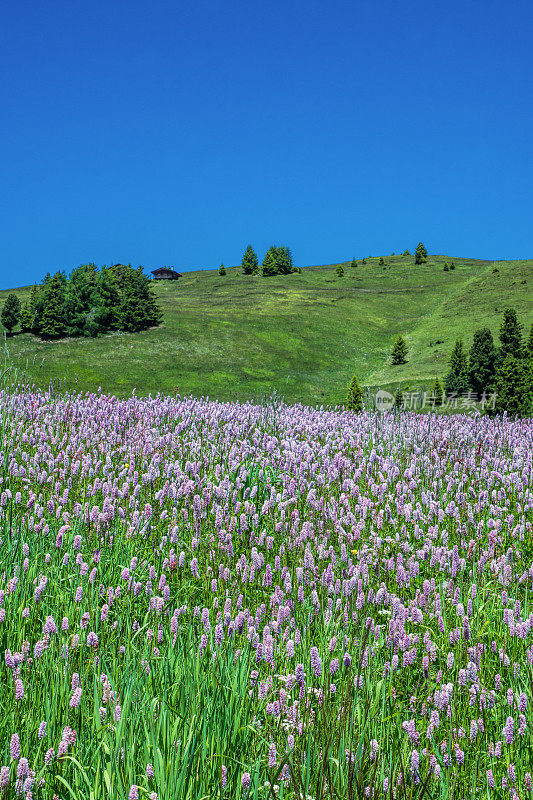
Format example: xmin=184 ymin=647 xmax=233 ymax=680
xmin=151 ymin=267 xmax=182 ymax=281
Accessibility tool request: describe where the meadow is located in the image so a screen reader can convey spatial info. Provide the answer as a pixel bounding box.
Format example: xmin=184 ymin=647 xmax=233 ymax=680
xmin=1 ymin=367 xmax=532 ymax=799
xmin=2 ymin=254 xmax=532 ymax=404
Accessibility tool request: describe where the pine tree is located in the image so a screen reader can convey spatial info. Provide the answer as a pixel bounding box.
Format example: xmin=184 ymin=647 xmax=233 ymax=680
xmin=402 ymin=250 xmax=410 ymax=256
xmin=1 ymin=294 xmax=21 ymax=335
xmin=493 ymin=354 xmax=533 ymax=417
xmin=391 ymin=334 xmax=408 ymax=365
xmin=262 ymin=247 xmax=278 ymax=276
xmin=379 ymin=256 xmax=385 ymax=266
xmin=414 ymin=243 xmax=427 ymax=264
xmin=95 ymin=267 xmax=120 ymax=332
xmin=443 ymin=264 xmax=449 ymax=272
xmin=39 ymin=272 xmax=68 ymax=339
xmin=394 ymin=384 xmax=410 ymax=410
xmin=444 ymin=340 xmax=469 ymax=395
xmin=469 ymin=328 xmax=497 ymax=399
xmin=219 ymin=264 xmax=226 ymax=276
xmin=449 ymin=261 xmax=455 ymax=270
xmin=499 ymin=308 xmax=523 ymax=360
xmin=278 ymin=246 xmax=294 ymax=274
xmin=350 ymin=257 xmax=357 ymax=268
xmin=432 ymin=377 xmax=444 ymax=406
xmin=362 ymin=258 xmax=366 ymax=265
xmin=65 ymin=263 xmax=99 ymax=336
xmin=336 ymin=264 xmax=344 ymax=277
xmin=346 ymin=373 xmax=363 ymax=412
xmin=19 ymin=284 xmax=39 ymax=332
xmin=241 ymin=245 xmax=259 ymax=275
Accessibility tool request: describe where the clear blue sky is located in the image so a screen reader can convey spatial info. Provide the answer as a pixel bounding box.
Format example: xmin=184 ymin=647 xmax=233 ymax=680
xmin=2 ymin=0 xmax=532 ymax=287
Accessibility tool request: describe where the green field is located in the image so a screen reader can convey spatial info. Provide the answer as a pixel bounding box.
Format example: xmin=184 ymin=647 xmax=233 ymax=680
xmin=2 ymin=253 xmax=532 ymax=404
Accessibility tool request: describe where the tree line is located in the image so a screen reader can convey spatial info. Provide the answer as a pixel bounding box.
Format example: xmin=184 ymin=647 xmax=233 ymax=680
xmin=1 ymin=263 xmax=162 ymax=339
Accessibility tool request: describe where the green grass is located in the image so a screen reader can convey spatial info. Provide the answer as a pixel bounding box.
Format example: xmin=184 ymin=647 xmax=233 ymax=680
xmin=1 ymin=254 xmax=531 ymax=404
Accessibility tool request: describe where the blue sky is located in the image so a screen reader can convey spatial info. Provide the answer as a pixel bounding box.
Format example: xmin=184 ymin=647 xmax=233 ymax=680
xmin=1 ymin=0 xmax=532 ymax=287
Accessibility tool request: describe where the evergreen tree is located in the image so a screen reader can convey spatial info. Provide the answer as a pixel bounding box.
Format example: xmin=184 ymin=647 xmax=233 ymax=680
xmin=350 ymin=257 xmax=357 ymax=268
xmin=390 ymin=334 xmax=408 ymax=365
xmin=432 ymin=377 xmax=444 ymax=406
xmin=443 ymin=264 xmax=449 ymax=272
xmin=336 ymin=264 xmax=344 ymax=277
xmin=493 ymin=354 xmax=533 ymax=417
xmin=39 ymin=272 xmax=68 ymax=339
xmin=394 ymin=384 xmax=409 ymax=410
xmin=499 ymin=308 xmax=523 ymax=360
xmin=19 ymin=285 xmax=39 ymax=332
xmin=402 ymin=249 xmax=410 ymax=256
xmin=241 ymin=245 xmax=259 ymax=275
xmin=262 ymin=246 xmax=279 ymax=276
xmin=94 ymin=267 xmax=120 ymax=332
xmin=65 ymin=263 xmax=99 ymax=336
xmin=379 ymin=256 xmax=385 ymax=266
xmin=362 ymin=258 xmax=366 ymax=265
xmin=346 ymin=373 xmax=363 ymax=412
xmin=278 ymin=246 xmax=294 ymax=274
xmin=449 ymin=261 xmax=455 ymax=270
xmin=469 ymin=327 xmax=497 ymax=399
xmin=1 ymin=294 xmax=21 ymax=335
xmin=414 ymin=242 xmax=427 ymax=264
xmin=444 ymin=340 xmax=469 ymax=395
xmin=219 ymin=264 xmax=226 ymax=276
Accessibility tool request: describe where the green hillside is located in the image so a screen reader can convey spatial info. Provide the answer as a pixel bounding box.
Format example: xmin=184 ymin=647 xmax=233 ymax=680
xmin=1 ymin=254 xmax=531 ymax=404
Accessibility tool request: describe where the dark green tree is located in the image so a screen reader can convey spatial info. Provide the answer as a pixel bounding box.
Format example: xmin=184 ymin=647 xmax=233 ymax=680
xmin=431 ymin=377 xmax=444 ymax=406
xmin=219 ymin=263 xmax=226 ymax=276
xmin=362 ymin=258 xmax=367 ymax=265
xmin=39 ymin=272 xmax=68 ymax=339
xmin=493 ymin=354 xmax=533 ymax=417
xmin=241 ymin=246 xmax=259 ymax=275
xmin=336 ymin=264 xmax=344 ymax=277
xmin=402 ymin=249 xmax=410 ymax=256
xmin=414 ymin=242 xmax=427 ymax=264
xmin=379 ymin=256 xmax=385 ymax=266
xmin=444 ymin=339 xmax=469 ymax=395
xmin=262 ymin=247 xmax=278 ymax=276
xmin=499 ymin=308 xmax=523 ymax=360
xmin=346 ymin=373 xmax=363 ymax=412
xmin=65 ymin=263 xmax=100 ymax=336
xmin=94 ymin=267 xmax=120 ymax=332
xmin=390 ymin=334 xmax=408 ymax=365
xmin=449 ymin=261 xmax=455 ymax=270
xmin=350 ymin=257 xmax=357 ymax=268
xmin=19 ymin=284 xmax=39 ymax=332
xmin=1 ymin=294 xmax=21 ymax=335
xmin=469 ymin=327 xmax=497 ymax=399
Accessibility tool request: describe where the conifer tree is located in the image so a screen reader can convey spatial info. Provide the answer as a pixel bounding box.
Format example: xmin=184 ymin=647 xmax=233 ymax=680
xmin=336 ymin=264 xmax=344 ymax=277
xmin=432 ymin=377 xmax=444 ymax=406
xmin=362 ymin=258 xmax=366 ymax=265
xmin=219 ymin=264 xmax=226 ymax=276
xmin=379 ymin=256 xmax=385 ymax=266
xmin=414 ymin=243 xmax=427 ymax=264
xmin=391 ymin=334 xmax=408 ymax=365
xmin=350 ymin=257 xmax=357 ymax=268
xmin=1 ymin=294 xmax=21 ymax=335
xmin=493 ymin=354 xmax=533 ymax=417
xmin=469 ymin=328 xmax=497 ymax=399
xmin=39 ymin=272 xmax=68 ymax=339
xmin=19 ymin=285 xmax=39 ymax=332
xmin=346 ymin=373 xmax=363 ymax=412
xmin=449 ymin=261 xmax=455 ymax=270
xmin=262 ymin=246 xmax=279 ymax=276
xmin=402 ymin=249 xmax=410 ymax=256
xmin=499 ymin=308 xmax=523 ymax=360
xmin=444 ymin=340 xmax=469 ymax=395
xmin=241 ymin=245 xmax=259 ymax=275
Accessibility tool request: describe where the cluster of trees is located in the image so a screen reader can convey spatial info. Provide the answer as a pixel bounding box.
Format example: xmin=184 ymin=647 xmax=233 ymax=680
xmin=346 ymin=308 xmax=532 ymax=417
xmin=241 ymin=245 xmax=299 ymax=276
xmin=1 ymin=263 xmax=162 ymax=339
xmin=444 ymin=308 xmax=532 ymax=416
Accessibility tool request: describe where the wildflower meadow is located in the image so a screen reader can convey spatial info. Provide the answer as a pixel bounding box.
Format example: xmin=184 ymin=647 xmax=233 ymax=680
xmin=0 ymin=380 xmax=532 ymax=799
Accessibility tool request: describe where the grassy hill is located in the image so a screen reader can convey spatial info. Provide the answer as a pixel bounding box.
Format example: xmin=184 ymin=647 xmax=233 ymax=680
xmin=1 ymin=253 xmax=531 ymax=405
